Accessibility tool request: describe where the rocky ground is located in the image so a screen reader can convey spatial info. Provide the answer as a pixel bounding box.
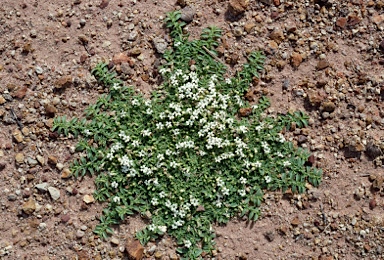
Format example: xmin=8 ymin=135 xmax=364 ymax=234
xmin=0 ymin=0 xmax=384 ymax=259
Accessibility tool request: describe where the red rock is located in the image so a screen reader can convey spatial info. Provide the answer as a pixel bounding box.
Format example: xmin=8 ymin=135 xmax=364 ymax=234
xmin=126 ymin=239 xmax=144 ymax=260
xmin=12 ymin=85 xmax=28 ymax=99
xmin=273 ymin=0 xmax=280 ymax=6
xmin=291 ymin=52 xmax=302 ymax=69
xmin=335 ymin=17 xmax=347 ymax=29
xmin=99 ymin=0 xmax=110 ymax=9
xmin=291 ymin=216 xmax=300 ymax=226
xmin=228 ymin=0 xmax=249 ymax=16
xmin=61 ymin=214 xmax=71 ymax=223
xmin=347 ymin=14 xmax=361 ymax=27
xmin=22 ymin=199 xmax=36 ymax=215
xmin=316 ymin=59 xmax=330 ymax=70
xmin=372 ymin=14 xmax=384 ymax=25
xmin=112 ymin=53 xmax=131 ymax=65
xmin=55 ymin=75 xmax=73 ymax=89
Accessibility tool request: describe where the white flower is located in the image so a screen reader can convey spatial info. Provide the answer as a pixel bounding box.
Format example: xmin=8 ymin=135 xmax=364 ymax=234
xmin=174 ymin=41 xmax=181 ymax=47
xmin=106 ymin=153 xmax=114 ymax=160
xmin=141 ymin=129 xmax=151 ymax=137
xmin=170 ymin=161 xmax=177 ymax=168
xmin=276 ymin=151 xmax=284 ymax=157
xmin=146 ymin=108 xmax=153 ymax=115
xmin=225 ymin=78 xmax=231 ymax=84
xmin=184 ymin=240 xmax=192 ymax=248
xmin=170 ymin=203 xmax=178 ymax=212
xmin=254 ymin=161 xmax=262 ymax=168
xmin=111 ymin=181 xmax=118 ymax=189
xmin=159 ymin=191 xmax=166 ymax=198
xmin=156 ymin=122 xmax=164 ymax=130
xmin=238 ymin=189 xmax=246 ymax=197
xmin=277 ymin=133 xmax=286 ymax=143
xmin=239 ymin=177 xmax=247 ymax=184
xmin=165 ymin=200 xmax=172 ymax=208
xmin=148 ymin=224 xmax=156 ymax=231
xmin=165 ymin=121 xmax=172 ymax=128
xmin=190 ymin=197 xmax=199 ymax=207
xmin=84 ymin=129 xmax=92 ymax=136
xmin=238 ymin=125 xmax=248 ymax=134
xmin=178 ymin=209 xmax=186 ymax=218
xmin=144 ymin=100 xmax=151 ymax=107
xmin=283 ymin=161 xmax=291 ymax=167
xmin=113 ymin=196 xmax=121 ymax=203
xmin=131 ymin=99 xmax=140 ymax=106
xmin=112 ymin=83 xmax=121 ymax=90
xmin=132 ymin=140 xmax=140 ymax=147
xmin=138 ymin=150 xmax=146 ymax=157
xmin=216 ymin=177 xmax=224 ymax=187
xmin=265 ymin=176 xmax=272 ymax=183
xmin=151 ymin=197 xmax=159 ymax=206
xmin=222 ymin=187 xmax=230 ymax=196
xmin=157 ymin=153 xmax=164 ymax=161
xmin=215 ymin=200 xmax=222 ymax=208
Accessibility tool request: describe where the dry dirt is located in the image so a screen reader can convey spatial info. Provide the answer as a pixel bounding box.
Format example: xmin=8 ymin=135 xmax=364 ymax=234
xmin=1 ymin=0 xmax=384 ymax=259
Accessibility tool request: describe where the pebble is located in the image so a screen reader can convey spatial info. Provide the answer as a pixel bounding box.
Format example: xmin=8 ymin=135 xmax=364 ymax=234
xmin=76 ymin=230 xmax=85 ymax=238
xmin=291 ymin=52 xmax=303 ymax=68
xmin=48 ymin=186 xmax=61 ymax=201
xmin=110 ymin=237 xmax=120 ymax=245
xmin=180 ymin=6 xmax=195 ymax=22
xmin=153 ymin=38 xmax=168 ymax=54
xmin=15 ymin=153 xmax=24 ymax=164
xmin=35 ymin=182 xmax=49 ymax=192
xmin=12 ymin=129 xmax=24 ymax=143
xmin=83 ymin=194 xmax=95 ymax=204
xmin=22 ymin=199 xmax=36 ymax=215
xmin=35 ymin=66 xmax=43 ymax=75
xmin=128 ymin=31 xmax=138 ymax=41
xmin=55 ymin=75 xmax=73 ymax=89
xmin=228 ymin=0 xmax=249 ymax=16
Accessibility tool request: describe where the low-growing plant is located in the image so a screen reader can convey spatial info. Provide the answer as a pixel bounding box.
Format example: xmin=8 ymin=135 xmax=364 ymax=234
xmin=53 ymin=11 xmax=322 ymax=259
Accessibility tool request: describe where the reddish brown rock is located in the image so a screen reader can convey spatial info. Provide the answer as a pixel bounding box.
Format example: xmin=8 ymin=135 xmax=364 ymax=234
xmin=55 ymin=75 xmax=73 ymax=89
xmin=228 ymin=0 xmax=249 ymax=16
xmin=291 ymin=52 xmax=303 ymax=69
xmin=45 ymin=103 xmax=57 ymax=117
xmin=12 ymin=86 xmax=28 ymax=99
xmin=112 ymin=53 xmax=131 ymax=65
xmin=335 ymin=17 xmax=347 ymax=29
xmin=126 ymin=239 xmax=144 ymax=260
xmin=316 ymin=59 xmax=330 ymax=70
xmin=22 ymin=199 xmax=36 ymax=215
xmin=99 ymin=0 xmax=110 ymax=9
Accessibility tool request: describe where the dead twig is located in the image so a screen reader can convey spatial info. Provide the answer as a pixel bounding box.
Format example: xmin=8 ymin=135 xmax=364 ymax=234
xmin=202 ymin=46 xmax=225 ymax=66
xmin=10 ymin=108 xmax=23 ymax=130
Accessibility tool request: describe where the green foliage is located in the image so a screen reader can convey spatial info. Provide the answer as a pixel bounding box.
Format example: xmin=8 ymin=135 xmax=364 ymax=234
xmin=53 ymin=10 xmax=322 ymax=259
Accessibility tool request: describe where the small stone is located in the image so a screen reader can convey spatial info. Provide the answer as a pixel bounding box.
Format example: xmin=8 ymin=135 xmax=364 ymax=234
xmin=99 ymin=0 xmax=110 ymax=9
xmin=78 ymin=35 xmax=89 ymax=44
xmin=26 ymin=157 xmax=38 ymax=166
xmin=126 ymin=239 xmax=144 ymax=260
xmin=169 ymin=253 xmax=178 ymax=260
xmin=291 ymin=52 xmax=302 ymax=69
xmin=22 ymin=199 xmax=36 ymax=215
xmin=13 ymin=129 xmax=24 ymax=143
xmin=35 ymin=182 xmax=49 ymax=192
xmin=372 ymin=14 xmax=384 ymax=25
xmin=180 ymin=6 xmax=195 ymax=23
xmin=128 ymin=48 xmax=141 ymax=56
xmin=111 ymin=237 xmax=120 ymax=246
xmin=0 ymin=95 xmax=6 ymax=104
xmin=55 ymin=75 xmax=73 ymax=89
xmin=12 ymin=86 xmax=28 ymax=99
xmin=45 ymin=103 xmax=57 ymax=117
xmin=316 ymin=59 xmax=330 ymax=70
xmin=30 ymin=29 xmax=37 ymax=38
xmin=61 ymin=168 xmax=72 ymax=179
xmin=264 ymin=231 xmax=275 ymax=242
xmin=48 ymin=187 xmax=61 ymax=201
xmin=15 ymin=153 xmax=24 ymax=164
xmin=244 ymin=23 xmax=255 ymax=33
xmin=269 ymin=29 xmax=284 ymax=44
xmin=8 ymin=194 xmax=17 ymax=201
xmin=36 ymin=155 xmax=45 ymax=166
xmin=48 ymin=155 xmax=58 ymax=165
xmin=153 ymin=38 xmax=168 ymax=54
xmin=35 ymin=66 xmax=43 ymax=75
xmin=321 ymin=101 xmax=336 ymax=113
xmin=291 ymin=216 xmax=300 ymax=226
xmin=83 ymin=194 xmax=95 ymax=204
xmin=76 ymin=230 xmax=85 ymax=238
xmin=336 ymin=17 xmax=347 ymax=29
xmin=112 ymin=53 xmax=131 ymax=65
xmin=154 ymin=251 xmax=163 ymax=259
xmin=61 ymin=214 xmax=71 ymax=223
xmin=372 ymin=175 xmax=384 ymax=190
xmin=228 ymin=0 xmax=249 ymax=16
xmin=128 ymin=31 xmax=138 ymax=41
